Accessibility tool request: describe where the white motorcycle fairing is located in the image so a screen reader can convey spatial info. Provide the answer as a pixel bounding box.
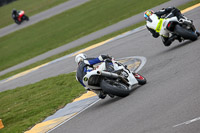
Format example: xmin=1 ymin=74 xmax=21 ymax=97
xmin=146 ymin=14 xmax=178 ymax=37
xmin=82 ymin=59 xmax=138 ymax=91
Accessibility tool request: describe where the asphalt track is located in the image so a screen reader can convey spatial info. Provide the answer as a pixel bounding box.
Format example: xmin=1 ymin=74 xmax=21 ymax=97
xmin=0 ymin=1 xmax=200 ymax=133
xmin=0 ymin=0 xmax=90 ymax=38
xmin=0 ymin=0 xmax=193 ymax=91
xmin=48 ymin=7 xmax=200 ymax=133
xmin=0 ymin=0 xmax=191 ymax=76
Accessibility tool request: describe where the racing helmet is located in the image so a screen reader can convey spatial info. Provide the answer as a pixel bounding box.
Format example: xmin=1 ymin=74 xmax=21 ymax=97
xmin=144 ymin=10 xmax=154 ymax=20
xmin=12 ymin=9 xmax=17 ymax=14
xmin=75 ymin=53 xmax=87 ymax=64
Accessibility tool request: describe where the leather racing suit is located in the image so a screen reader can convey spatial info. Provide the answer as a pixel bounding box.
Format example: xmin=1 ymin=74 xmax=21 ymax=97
xmin=146 ymin=7 xmax=184 ymax=46
xmin=76 ymin=55 xmax=110 ymax=90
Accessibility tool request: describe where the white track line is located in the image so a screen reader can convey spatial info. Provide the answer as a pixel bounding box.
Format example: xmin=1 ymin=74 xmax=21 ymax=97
xmin=173 ymin=116 xmax=200 ymax=128
xmin=46 ymin=99 xmax=101 ymax=133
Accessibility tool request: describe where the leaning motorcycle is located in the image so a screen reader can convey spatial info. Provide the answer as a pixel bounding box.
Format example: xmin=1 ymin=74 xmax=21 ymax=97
xmin=161 ymin=13 xmax=199 ymax=41
xmin=12 ymin=10 xmax=29 ymax=25
xmin=82 ymin=57 xmax=146 ymax=98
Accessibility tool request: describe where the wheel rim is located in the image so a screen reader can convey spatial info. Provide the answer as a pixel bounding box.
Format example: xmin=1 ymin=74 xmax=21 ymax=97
xmin=106 ymin=80 xmax=128 ymax=90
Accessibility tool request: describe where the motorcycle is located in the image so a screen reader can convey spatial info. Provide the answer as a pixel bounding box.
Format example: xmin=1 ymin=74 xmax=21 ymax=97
xmin=12 ymin=10 xmax=29 ymax=25
xmin=161 ymin=11 xmax=199 ymax=41
xmin=82 ymin=57 xmax=146 ymax=98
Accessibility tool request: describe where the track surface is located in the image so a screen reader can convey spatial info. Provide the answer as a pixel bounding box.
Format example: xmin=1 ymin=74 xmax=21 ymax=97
xmin=0 ymin=0 xmax=90 ymax=38
xmin=0 ymin=2 xmax=200 ymax=133
xmin=0 ymin=0 xmax=192 ymax=91
xmin=48 ymin=7 xmax=200 ymax=133
xmin=0 ymin=0 xmax=191 ymax=76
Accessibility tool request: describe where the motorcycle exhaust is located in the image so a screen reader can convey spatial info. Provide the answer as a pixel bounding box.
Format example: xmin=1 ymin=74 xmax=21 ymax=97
xmin=97 ymin=71 xmax=129 ymax=85
xmin=97 ymin=71 xmax=119 ymax=79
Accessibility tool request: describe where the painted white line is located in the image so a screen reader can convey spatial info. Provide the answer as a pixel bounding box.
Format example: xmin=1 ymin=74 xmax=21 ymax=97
xmin=132 ymin=56 xmax=147 ymax=73
xmin=117 ymin=56 xmax=147 ymax=73
xmin=46 ymin=56 xmax=146 ymax=132
xmin=173 ymin=116 xmax=200 ymax=127
xmin=46 ymin=99 xmax=101 ymax=133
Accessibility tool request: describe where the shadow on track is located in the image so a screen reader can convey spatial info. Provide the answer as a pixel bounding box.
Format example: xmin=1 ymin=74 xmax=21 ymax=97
xmin=163 ymin=40 xmax=192 ymax=53
xmin=155 ymin=40 xmax=193 ymax=57
xmin=96 ymin=86 xmax=143 ymax=108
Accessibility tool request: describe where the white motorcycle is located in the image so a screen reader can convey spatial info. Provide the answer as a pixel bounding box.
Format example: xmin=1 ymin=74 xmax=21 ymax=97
xmin=82 ymin=57 xmax=146 ymax=98
xmin=161 ymin=12 xmax=199 ymax=41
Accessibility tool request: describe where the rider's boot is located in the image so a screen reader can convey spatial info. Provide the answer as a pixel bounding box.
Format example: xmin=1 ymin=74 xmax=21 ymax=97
xmin=108 ymin=94 xmax=115 ymax=98
xmin=98 ymin=91 xmax=107 ymax=99
xmin=176 ymin=35 xmax=182 ymax=42
xmin=92 ymin=90 xmax=107 ymax=99
xmin=162 ymin=35 xmax=177 ymax=46
xmin=195 ymin=30 xmax=200 ymax=37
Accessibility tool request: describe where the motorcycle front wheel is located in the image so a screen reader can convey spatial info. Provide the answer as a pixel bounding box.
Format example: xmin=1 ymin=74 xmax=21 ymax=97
xmin=100 ymin=79 xmax=130 ymax=97
xmin=133 ymin=73 xmax=147 ymax=85
xmin=174 ymin=24 xmax=198 ymax=41
xmin=15 ymin=20 xmax=21 ymax=25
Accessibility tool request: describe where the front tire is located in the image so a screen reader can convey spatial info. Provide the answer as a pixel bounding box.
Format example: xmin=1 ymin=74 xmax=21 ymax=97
xmin=133 ymin=73 xmax=147 ymax=85
xmin=174 ymin=24 xmax=198 ymax=41
xmin=100 ymin=79 xmax=130 ymax=97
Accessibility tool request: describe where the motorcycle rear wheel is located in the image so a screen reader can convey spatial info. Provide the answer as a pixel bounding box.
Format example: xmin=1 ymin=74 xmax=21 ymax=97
xmin=100 ymin=79 xmax=130 ymax=97
xmin=23 ymin=15 xmax=29 ymax=21
xmin=174 ymin=24 xmax=198 ymax=41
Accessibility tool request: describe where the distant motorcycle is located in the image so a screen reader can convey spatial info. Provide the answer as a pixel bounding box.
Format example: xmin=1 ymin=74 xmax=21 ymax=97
xmin=12 ymin=10 xmax=29 ymax=25
xmin=83 ymin=57 xmax=147 ymax=98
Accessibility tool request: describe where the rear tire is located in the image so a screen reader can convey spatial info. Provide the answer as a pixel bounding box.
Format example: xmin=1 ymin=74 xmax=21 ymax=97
xmin=174 ymin=24 xmax=198 ymax=41
xmin=23 ymin=15 xmax=29 ymax=21
xmin=100 ymin=79 xmax=130 ymax=97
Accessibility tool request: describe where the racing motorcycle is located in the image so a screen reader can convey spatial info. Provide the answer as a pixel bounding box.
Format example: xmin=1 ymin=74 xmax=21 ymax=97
xmin=82 ymin=57 xmax=146 ymax=98
xmin=161 ymin=12 xmax=199 ymax=41
xmin=12 ymin=10 xmax=29 ymax=25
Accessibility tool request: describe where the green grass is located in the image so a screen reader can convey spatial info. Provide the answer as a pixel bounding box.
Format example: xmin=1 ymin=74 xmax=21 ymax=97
xmin=0 ymin=72 xmax=85 ymax=133
xmin=0 ymin=1 xmax=199 ymax=132
xmin=0 ymin=21 xmax=146 ymax=81
xmin=0 ymin=0 xmax=70 ymax=28
xmin=0 ymin=0 xmax=169 ymax=72
xmin=1 ymin=0 xmax=200 ymax=81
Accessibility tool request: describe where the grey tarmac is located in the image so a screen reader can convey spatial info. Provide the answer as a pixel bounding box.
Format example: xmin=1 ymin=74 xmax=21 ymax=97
xmin=50 ymin=7 xmax=200 ymax=133
xmin=0 ymin=0 xmax=192 ymax=76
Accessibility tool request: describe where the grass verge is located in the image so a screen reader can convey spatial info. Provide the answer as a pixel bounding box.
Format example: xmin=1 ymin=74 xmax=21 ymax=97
xmin=0 ymin=0 xmax=69 ymax=28
xmin=0 ymin=1 xmax=199 ymax=133
xmin=0 ymin=72 xmax=85 ymax=133
xmin=0 ymin=21 xmax=146 ymax=81
xmin=1 ymin=0 xmax=200 ymax=81
xmin=0 ymin=0 xmax=169 ymax=72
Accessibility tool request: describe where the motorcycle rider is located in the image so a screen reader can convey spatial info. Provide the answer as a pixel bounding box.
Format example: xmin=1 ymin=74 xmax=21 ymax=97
xmin=12 ymin=9 xmax=25 ymax=22
xmin=75 ymin=53 xmax=113 ymax=99
xmin=144 ymin=7 xmax=199 ymax=46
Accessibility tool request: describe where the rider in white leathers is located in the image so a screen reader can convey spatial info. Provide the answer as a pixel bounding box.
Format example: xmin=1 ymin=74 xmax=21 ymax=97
xmin=144 ymin=7 xmax=199 ymax=46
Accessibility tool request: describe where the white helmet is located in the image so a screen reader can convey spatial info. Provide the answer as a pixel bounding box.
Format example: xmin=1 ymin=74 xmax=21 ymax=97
xmin=75 ymin=53 xmax=87 ymax=64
